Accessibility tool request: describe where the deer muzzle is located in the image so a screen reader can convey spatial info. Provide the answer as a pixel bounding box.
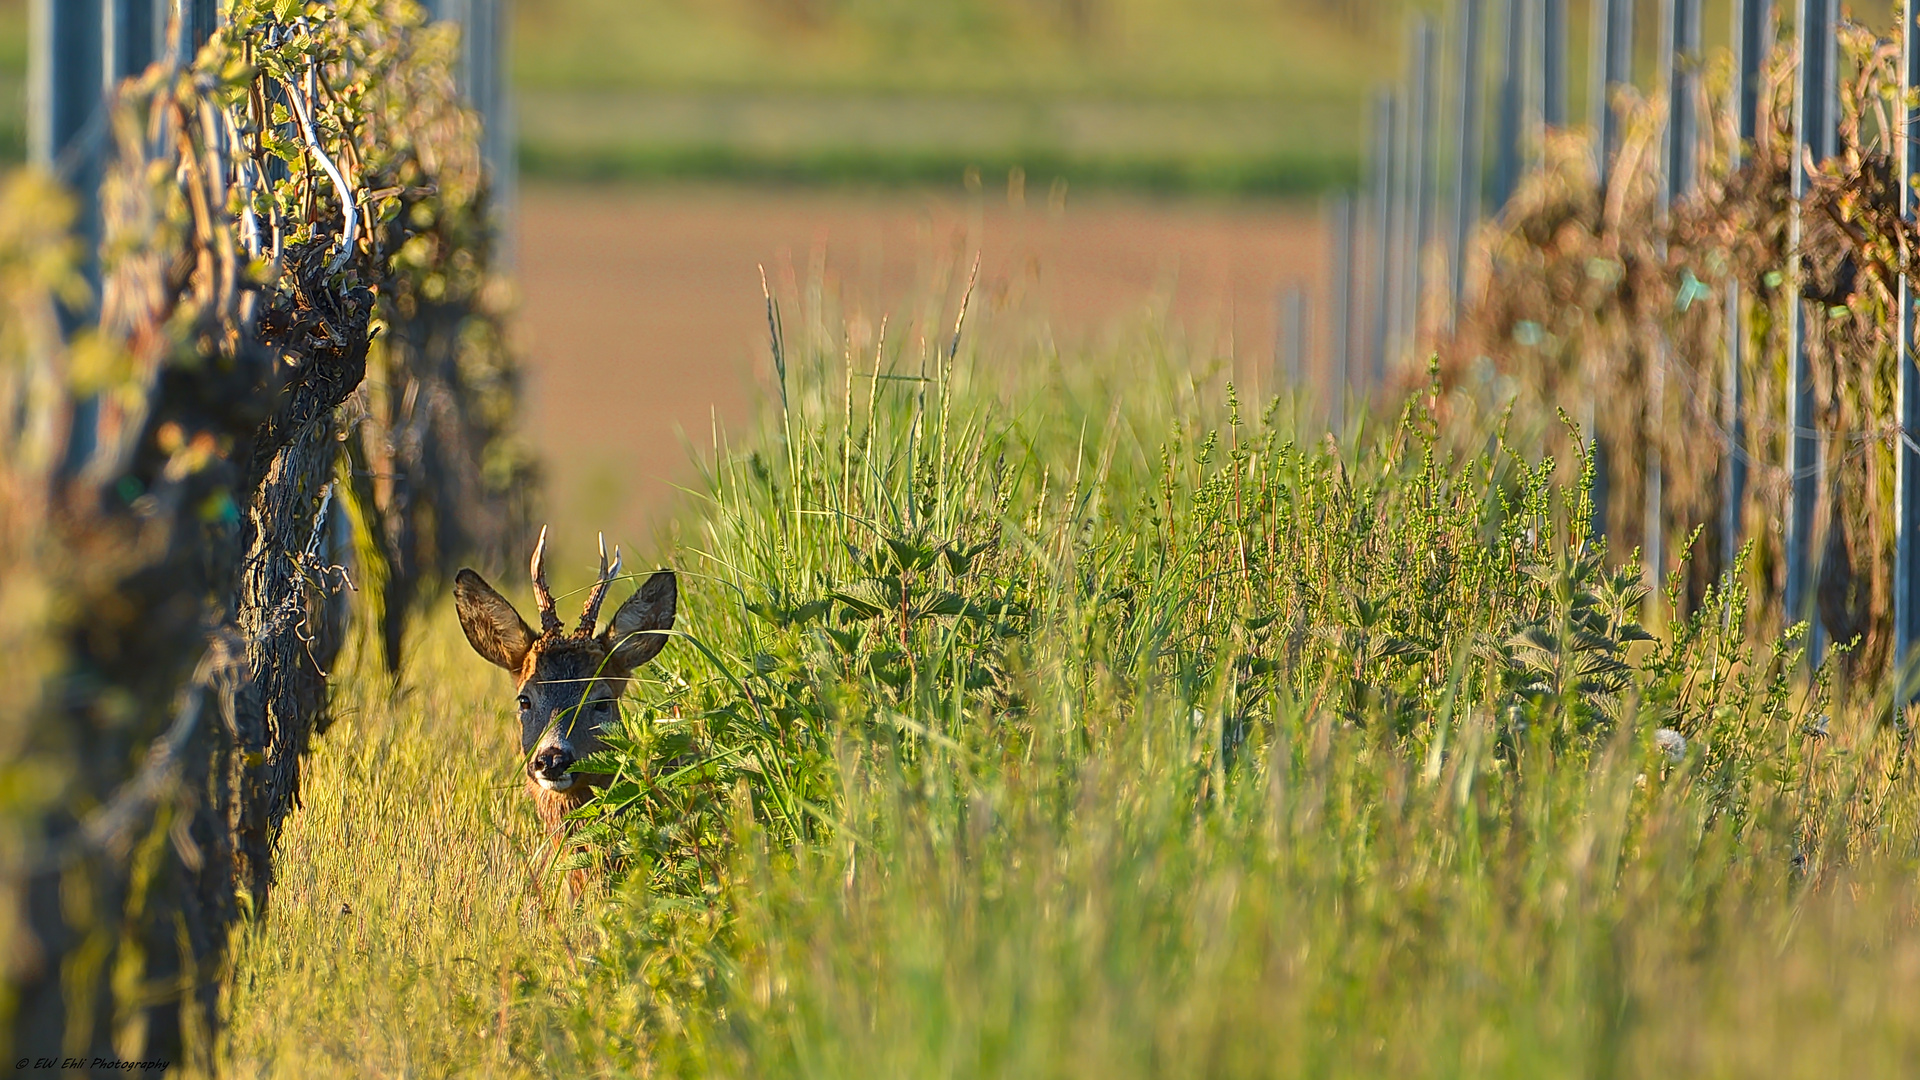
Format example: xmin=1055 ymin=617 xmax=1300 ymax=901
xmin=531 ymin=743 xmax=577 ymax=791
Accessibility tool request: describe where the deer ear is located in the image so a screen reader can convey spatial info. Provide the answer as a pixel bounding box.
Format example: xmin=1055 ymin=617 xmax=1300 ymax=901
xmin=605 ymin=569 xmax=676 ymax=669
xmin=454 ymin=568 xmax=536 ymax=673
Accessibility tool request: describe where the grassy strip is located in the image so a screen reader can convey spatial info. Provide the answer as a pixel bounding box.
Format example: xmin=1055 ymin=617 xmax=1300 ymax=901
xmin=508 ymin=0 xmax=1394 ymax=104
xmin=220 ymin=626 xmax=615 ymax=1077
xmin=226 ymin=289 xmax=1920 ymax=1076
xmin=573 ymin=311 xmax=1917 ymax=1074
xmin=517 ymin=139 xmax=1359 ymax=196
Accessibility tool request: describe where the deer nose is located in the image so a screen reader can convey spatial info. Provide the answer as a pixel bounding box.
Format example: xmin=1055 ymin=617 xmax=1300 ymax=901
xmin=531 ymin=747 xmax=575 ymax=780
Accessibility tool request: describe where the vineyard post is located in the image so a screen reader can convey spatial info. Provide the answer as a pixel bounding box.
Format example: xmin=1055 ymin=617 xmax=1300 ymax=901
xmin=106 ymin=2 xmax=160 ymax=86
xmin=1896 ymin=0 xmax=1920 ymax=713
xmin=1329 ymin=195 xmax=1355 ymax=429
xmin=1408 ymin=17 xmax=1437 ymax=354
xmin=1788 ymin=0 xmax=1836 ymax=663
xmin=29 ymin=1 xmax=154 ymax=476
xmin=1494 ymin=0 xmax=1526 ymax=207
xmin=1592 ymin=0 xmax=1633 ymax=191
xmin=1724 ymin=0 xmax=1765 ymax=573
xmin=1390 ymin=64 xmax=1414 ymax=360
xmin=26 ymin=0 xmax=103 ymax=274
xmin=1450 ymin=0 xmax=1485 ymax=324
xmin=1663 ymin=0 xmax=1699 ymax=197
xmin=1370 ymin=89 xmax=1396 ymax=391
xmin=1587 ymin=0 xmax=1632 ymax=542
xmin=422 ymin=0 xmax=516 ymax=252
xmin=1278 ymin=283 xmax=1308 ymax=389
xmin=30 ymin=1 xmax=221 ymax=476
xmin=178 ymin=0 xmax=219 ymax=52
xmin=1648 ymin=0 xmax=1674 ymax=587
xmin=1538 ymin=0 xmax=1565 ymax=129
xmin=1647 ymin=0 xmax=1700 ymax=589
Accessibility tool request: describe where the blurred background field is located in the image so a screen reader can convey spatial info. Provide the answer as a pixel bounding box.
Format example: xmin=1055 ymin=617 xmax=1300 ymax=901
xmin=498 ymin=1 xmax=1400 ymax=552
xmin=506 ymin=0 xmax=1393 ymax=192
xmin=496 ymin=0 xmax=1796 ymax=193
xmin=515 ymin=184 xmax=1327 ymax=551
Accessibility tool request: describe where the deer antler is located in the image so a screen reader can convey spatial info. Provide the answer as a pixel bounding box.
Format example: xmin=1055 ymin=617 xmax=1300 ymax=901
xmin=529 ymin=525 xmax=563 ymax=636
xmin=577 ymin=532 xmax=622 ymax=636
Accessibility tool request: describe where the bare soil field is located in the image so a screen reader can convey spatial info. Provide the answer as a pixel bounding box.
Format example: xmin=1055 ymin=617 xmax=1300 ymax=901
xmin=513 ymin=182 xmax=1327 ymax=552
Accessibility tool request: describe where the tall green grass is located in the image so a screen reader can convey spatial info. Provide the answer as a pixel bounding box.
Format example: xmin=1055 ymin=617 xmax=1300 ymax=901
xmin=220 ymin=625 xmax=601 ymax=1078
xmin=574 ymin=294 xmax=1919 ymax=1073
xmin=226 ymin=294 xmax=1920 ymax=1075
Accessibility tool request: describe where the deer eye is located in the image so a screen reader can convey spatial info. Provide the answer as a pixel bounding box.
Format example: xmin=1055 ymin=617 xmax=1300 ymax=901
xmin=516 ymin=695 xmax=531 ymax=711
xmin=592 ymin=700 xmax=612 ymax=714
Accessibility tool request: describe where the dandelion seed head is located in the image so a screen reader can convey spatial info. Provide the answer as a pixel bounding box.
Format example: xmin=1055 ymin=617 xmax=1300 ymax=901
xmin=1654 ymin=727 xmax=1687 ymax=763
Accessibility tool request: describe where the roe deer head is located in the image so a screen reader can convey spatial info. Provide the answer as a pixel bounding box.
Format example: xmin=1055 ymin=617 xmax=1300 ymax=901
xmin=453 ymin=528 xmax=676 ymax=886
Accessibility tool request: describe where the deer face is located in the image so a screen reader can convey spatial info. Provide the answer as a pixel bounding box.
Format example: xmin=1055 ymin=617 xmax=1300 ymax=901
xmin=454 ymin=530 xmax=676 ymax=794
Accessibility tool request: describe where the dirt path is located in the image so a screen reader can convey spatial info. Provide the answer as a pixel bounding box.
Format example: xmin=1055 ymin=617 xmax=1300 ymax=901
xmin=513 ymin=183 xmax=1327 ymax=556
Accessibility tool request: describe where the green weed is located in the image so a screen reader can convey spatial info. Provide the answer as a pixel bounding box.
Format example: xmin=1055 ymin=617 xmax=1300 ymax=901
xmin=227 ymin=298 xmax=1920 ymax=1076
